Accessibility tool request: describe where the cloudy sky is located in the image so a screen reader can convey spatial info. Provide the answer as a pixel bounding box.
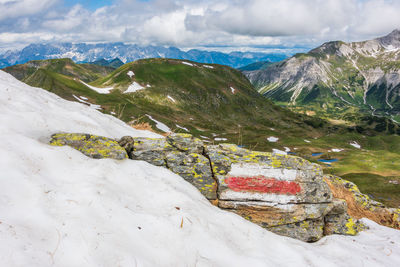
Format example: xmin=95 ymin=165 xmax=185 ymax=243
xmin=0 ymin=0 xmax=400 ymax=52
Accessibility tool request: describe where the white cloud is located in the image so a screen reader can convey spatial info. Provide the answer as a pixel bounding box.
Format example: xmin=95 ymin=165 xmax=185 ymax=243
xmin=0 ymin=0 xmax=400 ymax=50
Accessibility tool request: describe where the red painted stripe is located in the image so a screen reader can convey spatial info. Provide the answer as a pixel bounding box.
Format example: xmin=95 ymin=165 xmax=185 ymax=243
xmin=225 ymin=176 xmax=301 ymax=195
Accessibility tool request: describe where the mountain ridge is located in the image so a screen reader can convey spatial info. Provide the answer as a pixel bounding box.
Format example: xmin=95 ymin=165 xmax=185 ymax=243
xmin=0 ymin=42 xmax=289 ymax=69
xmin=245 ymin=30 xmax=400 ymax=122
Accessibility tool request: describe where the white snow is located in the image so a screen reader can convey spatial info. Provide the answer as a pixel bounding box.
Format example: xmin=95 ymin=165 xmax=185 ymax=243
xmin=284 ymin=147 xmax=291 ymax=152
xmin=182 ymin=62 xmax=195 ymax=67
xmin=330 ymin=148 xmax=344 ymax=153
xmin=175 ymin=124 xmax=189 ymax=132
xmin=304 ymin=139 xmax=311 ymax=143
xmin=230 ymin=86 xmax=236 ymax=94
xmin=72 ymin=95 xmax=102 ymax=110
xmin=1 ymin=70 xmax=400 ymax=266
xmin=79 ymin=96 xmax=88 ymax=100
xmin=272 ymin=148 xmax=287 ymax=155
xmin=167 ymin=95 xmax=176 ymax=103
xmin=124 ymin=82 xmax=145 ymax=93
xmin=203 ymin=65 xmax=214 ymax=69
xmin=215 ymin=137 xmax=228 ymax=141
xmin=146 ymin=84 xmax=151 ymax=88
xmin=146 ymin=114 xmax=171 ymax=132
xmin=267 ymin=136 xmax=279 ymax=142
xmin=80 ymin=81 xmax=113 ymax=94
xmin=350 ymin=141 xmax=361 ymax=149
xmin=127 ymin=70 xmax=135 ymax=78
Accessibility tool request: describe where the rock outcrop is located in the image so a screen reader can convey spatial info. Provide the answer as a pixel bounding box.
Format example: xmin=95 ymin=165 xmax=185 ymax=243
xmin=324 ymin=175 xmax=400 ymax=230
xmin=118 ymin=133 xmax=365 ymax=242
xmin=49 ymin=132 xmax=366 ymax=242
xmin=50 ymin=133 xmax=128 ymax=160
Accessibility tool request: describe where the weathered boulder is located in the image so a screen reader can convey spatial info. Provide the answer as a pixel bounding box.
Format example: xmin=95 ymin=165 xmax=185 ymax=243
xmin=51 ymin=132 xmax=366 ymax=242
xmin=50 ymin=133 xmax=128 ymax=160
xmin=206 ymin=143 xmax=340 ymax=242
xmin=324 ymin=175 xmax=400 ymax=230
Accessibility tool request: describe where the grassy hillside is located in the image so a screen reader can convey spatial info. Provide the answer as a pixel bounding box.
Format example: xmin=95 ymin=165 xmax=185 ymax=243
xmin=3 ymin=57 xmax=400 ymax=208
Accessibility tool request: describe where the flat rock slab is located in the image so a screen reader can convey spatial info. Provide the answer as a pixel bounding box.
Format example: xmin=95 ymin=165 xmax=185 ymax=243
xmin=217 ymin=163 xmax=332 ymax=204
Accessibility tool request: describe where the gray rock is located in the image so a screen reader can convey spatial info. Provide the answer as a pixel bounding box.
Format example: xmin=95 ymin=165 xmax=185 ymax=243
xmin=167 ymin=133 xmax=204 ymax=154
xmin=50 ymin=133 xmax=128 ymax=160
xmin=268 ymin=219 xmax=325 ymax=243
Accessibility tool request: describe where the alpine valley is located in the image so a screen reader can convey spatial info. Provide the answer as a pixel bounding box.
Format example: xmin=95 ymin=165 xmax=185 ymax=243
xmin=245 ymin=30 xmax=400 ymax=124
xmin=3 ymin=56 xmax=400 ymax=208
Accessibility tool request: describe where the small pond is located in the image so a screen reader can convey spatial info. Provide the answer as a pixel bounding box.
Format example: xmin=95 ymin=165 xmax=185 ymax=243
xmin=312 ymin=152 xmax=324 ymax=156
xmin=317 ymin=158 xmax=339 ymax=163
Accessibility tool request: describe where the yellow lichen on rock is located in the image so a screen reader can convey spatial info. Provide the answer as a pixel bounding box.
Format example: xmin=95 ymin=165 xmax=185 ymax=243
xmin=49 ymin=133 xmax=128 ymax=160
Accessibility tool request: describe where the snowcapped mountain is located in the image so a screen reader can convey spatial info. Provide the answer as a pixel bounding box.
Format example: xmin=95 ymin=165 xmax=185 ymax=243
xmin=0 ymin=42 xmax=288 ymax=69
xmin=245 ymin=30 xmax=400 ymax=120
xmin=1 ymin=69 xmax=400 ymax=266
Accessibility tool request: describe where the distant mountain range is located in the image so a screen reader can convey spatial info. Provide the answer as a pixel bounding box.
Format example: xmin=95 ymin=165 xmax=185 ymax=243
xmin=0 ymin=42 xmax=289 ymax=69
xmin=244 ymin=29 xmax=400 ymax=122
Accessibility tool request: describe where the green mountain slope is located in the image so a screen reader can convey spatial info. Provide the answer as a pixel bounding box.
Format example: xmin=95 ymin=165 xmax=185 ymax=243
xmin=238 ymin=61 xmax=271 ymax=71
xmin=245 ymin=30 xmax=400 ymax=124
xmin=89 ymin=58 xmax=124 ymax=69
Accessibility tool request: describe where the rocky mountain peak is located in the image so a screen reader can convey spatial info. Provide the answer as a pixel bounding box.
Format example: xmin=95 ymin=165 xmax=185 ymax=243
xmin=377 ymin=29 xmax=400 ymax=48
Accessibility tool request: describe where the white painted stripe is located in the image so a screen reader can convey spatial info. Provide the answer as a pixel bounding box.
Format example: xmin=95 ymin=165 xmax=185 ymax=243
xmin=219 ymin=190 xmax=297 ymax=203
xmin=228 ymin=163 xmax=298 ymax=181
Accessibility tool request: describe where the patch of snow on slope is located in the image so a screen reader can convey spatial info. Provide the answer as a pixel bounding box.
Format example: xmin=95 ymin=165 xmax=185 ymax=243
xmin=80 ymin=81 xmax=113 ymax=94
xmin=267 ymin=136 xmax=279 ymax=142
xmin=182 ymin=61 xmax=194 ymax=66
xmin=72 ymin=95 xmax=102 ymax=110
xmin=230 ymin=87 xmax=236 ymax=94
xmin=215 ymin=137 xmax=228 ymax=141
xmin=146 ymin=114 xmax=171 ymax=132
xmin=204 ymin=65 xmax=214 ymax=69
xmin=176 ymin=124 xmax=189 ymax=132
xmin=79 ymin=96 xmax=88 ymax=100
xmin=124 ymin=82 xmax=145 ymax=93
xmin=304 ymin=139 xmax=311 ymax=143
xmin=127 ymin=70 xmax=135 ymax=78
xmin=350 ymin=141 xmax=361 ymax=149
xmin=272 ymin=149 xmax=287 ymax=155
xmin=330 ymin=148 xmax=344 ymax=152
xmin=167 ymin=95 xmax=176 ymax=102
xmin=1 ymin=71 xmax=400 ymax=266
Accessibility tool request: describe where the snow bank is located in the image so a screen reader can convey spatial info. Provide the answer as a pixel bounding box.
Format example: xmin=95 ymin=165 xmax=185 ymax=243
xmin=268 ymin=136 xmax=279 ymax=142
xmin=272 ymin=148 xmax=287 ymax=155
xmin=124 ymin=82 xmax=145 ymax=93
xmin=72 ymin=94 xmax=102 ymax=110
xmin=350 ymin=141 xmax=361 ymax=149
xmin=1 ymin=71 xmax=400 ymax=267
xmin=80 ymin=81 xmax=113 ymax=94
xmin=167 ymin=95 xmax=176 ymax=102
xmin=127 ymin=70 xmax=135 ymax=78
xmin=182 ymin=61 xmax=195 ymax=67
xmin=146 ymin=114 xmax=171 ymax=132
